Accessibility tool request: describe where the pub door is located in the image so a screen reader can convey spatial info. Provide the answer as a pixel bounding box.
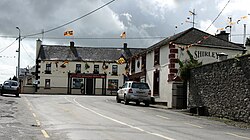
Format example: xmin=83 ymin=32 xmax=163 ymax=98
xmin=86 ymin=78 xmax=94 ymax=95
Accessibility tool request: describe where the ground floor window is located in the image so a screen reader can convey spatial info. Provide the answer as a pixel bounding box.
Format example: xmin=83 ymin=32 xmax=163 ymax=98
xmin=72 ymin=78 xmax=83 ymax=89
xmin=45 ymin=79 xmax=50 ymax=89
xmin=108 ymin=79 xmax=118 ymax=90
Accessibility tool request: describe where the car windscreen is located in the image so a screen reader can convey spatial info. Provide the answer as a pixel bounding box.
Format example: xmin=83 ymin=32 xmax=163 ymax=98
xmin=11 ymin=82 xmax=18 ymax=86
xmin=131 ymin=83 xmax=149 ymax=89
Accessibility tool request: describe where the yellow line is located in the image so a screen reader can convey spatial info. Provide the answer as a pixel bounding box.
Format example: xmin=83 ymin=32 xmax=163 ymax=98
xmin=41 ymin=130 xmax=50 ymax=138
xmin=185 ymin=123 xmax=203 ymax=128
xmin=226 ymin=132 xmax=250 ymax=140
xmin=32 ymin=113 xmax=37 ymax=118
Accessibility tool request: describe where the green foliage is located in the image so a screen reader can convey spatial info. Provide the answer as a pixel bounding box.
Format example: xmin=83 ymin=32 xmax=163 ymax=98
xmin=178 ymin=50 xmax=202 ymax=81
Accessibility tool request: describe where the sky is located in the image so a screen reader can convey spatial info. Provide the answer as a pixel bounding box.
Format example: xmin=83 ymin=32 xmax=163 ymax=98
xmin=0 ymin=0 xmax=250 ymax=83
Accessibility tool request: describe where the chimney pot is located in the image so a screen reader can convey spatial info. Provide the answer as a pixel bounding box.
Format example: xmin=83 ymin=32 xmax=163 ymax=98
xmin=70 ymin=41 xmax=74 ymax=47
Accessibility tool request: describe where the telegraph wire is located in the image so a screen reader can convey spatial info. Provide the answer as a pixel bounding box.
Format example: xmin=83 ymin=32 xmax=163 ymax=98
xmin=0 ymin=39 xmax=17 ymax=54
xmin=21 ymin=42 xmax=35 ymax=62
xmin=205 ymin=0 xmax=231 ymax=31
xmin=23 ymin=0 xmax=116 ymax=38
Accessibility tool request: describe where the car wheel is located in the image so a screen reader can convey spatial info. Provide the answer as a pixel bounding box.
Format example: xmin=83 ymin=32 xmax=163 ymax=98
xmin=136 ymin=101 xmax=140 ymax=105
xmin=124 ymin=95 xmax=129 ymax=105
xmin=144 ymin=101 xmax=149 ymax=107
xmin=16 ymin=94 xmax=19 ymax=97
xmin=116 ymin=95 xmax=121 ymax=103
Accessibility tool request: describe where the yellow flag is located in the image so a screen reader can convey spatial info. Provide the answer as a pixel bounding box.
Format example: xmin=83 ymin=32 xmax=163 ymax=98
xmin=64 ymin=30 xmax=73 ymax=36
xmin=120 ymin=32 xmax=126 ymax=39
xmin=241 ymin=16 xmax=248 ymax=19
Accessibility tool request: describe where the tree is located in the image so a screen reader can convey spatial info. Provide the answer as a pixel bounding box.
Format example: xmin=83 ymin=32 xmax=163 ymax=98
xmin=177 ymin=49 xmax=202 ymax=81
xmin=12 ymin=76 xmax=17 ymax=81
xmin=245 ymin=37 xmax=250 ymax=46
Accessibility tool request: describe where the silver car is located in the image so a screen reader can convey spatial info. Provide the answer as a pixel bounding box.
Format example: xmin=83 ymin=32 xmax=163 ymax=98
xmin=116 ymin=81 xmax=151 ymax=106
xmin=1 ymin=80 xmax=20 ymax=97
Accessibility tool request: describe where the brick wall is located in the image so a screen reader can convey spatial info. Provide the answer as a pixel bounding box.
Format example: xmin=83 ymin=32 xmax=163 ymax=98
xmin=189 ymin=54 xmax=250 ymax=123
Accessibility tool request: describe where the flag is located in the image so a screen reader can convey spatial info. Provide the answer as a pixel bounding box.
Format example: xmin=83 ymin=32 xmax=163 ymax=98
xmin=64 ymin=30 xmax=73 ymax=36
xmin=120 ymin=32 xmax=126 ymax=39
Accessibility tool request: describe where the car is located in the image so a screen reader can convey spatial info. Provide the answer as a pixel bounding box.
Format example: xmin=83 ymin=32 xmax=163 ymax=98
xmin=116 ymin=81 xmax=151 ymax=106
xmin=0 ymin=80 xmax=20 ymax=97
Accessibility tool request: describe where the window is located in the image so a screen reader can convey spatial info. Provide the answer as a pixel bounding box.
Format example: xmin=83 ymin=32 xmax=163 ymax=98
xmin=72 ymin=78 xmax=83 ymax=88
xmin=27 ymin=78 xmax=32 ymax=85
xmin=154 ymin=48 xmax=160 ymax=65
xmin=45 ymin=79 xmax=50 ymax=89
xmin=76 ymin=64 xmax=81 ymax=73
xmin=141 ymin=54 xmax=146 ymax=71
xmin=94 ymin=65 xmax=99 ymax=74
xmin=112 ymin=65 xmax=118 ymax=75
xmin=45 ymin=64 xmax=51 ymax=74
xmin=108 ymin=79 xmax=118 ymax=90
xmin=131 ymin=58 xmax=135 ymax=73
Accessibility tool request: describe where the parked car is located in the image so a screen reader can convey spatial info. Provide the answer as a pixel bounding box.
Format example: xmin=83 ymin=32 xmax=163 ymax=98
xmin=116 ymin=81 xmax=151 ymax=106
xmin=0 ymin=80 xmax=20 ymax=97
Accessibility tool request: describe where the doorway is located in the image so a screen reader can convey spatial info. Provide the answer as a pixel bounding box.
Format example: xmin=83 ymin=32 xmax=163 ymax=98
xmin=86 ymin=78 xmax=93 ymax=95
xmin=153 ymin=70 xmax=160 ymax=96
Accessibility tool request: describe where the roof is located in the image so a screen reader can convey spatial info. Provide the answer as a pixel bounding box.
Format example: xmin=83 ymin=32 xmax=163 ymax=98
xmin=147 ymin=28 xmax=245 ymax=52
xmin=38 ymin=44 xmax=145 ymax=61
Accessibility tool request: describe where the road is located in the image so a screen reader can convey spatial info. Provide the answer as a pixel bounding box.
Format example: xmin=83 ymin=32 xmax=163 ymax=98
xmin=1 ymin=94 xmax=250 ymax=140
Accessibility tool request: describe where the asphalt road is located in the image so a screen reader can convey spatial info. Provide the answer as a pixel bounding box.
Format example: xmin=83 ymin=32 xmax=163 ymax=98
xmin=1 ymin=94 xmax=250 ymax=140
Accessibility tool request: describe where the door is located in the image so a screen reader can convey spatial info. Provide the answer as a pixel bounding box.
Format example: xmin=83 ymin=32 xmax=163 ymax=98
xmin=86 ymin=78 xmax=93 ymax=95
xmin=153 ymin=70 xmax=160 ymax=96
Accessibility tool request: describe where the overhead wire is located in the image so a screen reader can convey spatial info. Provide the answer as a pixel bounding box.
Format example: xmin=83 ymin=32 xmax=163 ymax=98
xmin=23 ymin=0 xmax=116 ymax=38
xmin=205 ymin=0 xmax=231 ymax=31
xmin=0 ymin=39 xmax=17 ymax=54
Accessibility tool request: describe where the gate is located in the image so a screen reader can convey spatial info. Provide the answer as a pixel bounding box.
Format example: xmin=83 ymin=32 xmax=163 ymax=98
xmin=172 ymin=82 xmax=187 ymax=109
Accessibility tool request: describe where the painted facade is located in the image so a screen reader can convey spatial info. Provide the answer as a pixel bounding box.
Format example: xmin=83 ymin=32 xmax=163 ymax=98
xmin=128 ymin=28 xmax=245 ymax=108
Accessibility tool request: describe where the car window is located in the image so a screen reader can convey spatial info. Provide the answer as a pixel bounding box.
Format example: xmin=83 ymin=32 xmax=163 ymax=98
xmin=128 ymin=83 xmax=131 ymax=88
xmin=123 ymin=83 xmax=127 ymax=88
xmin=4 ymin=82 xmax=9 ymax=86
xmin=11 ymin=82 xmax=18 ymax=86
xmin=132 ymin=83 xmax=149 ymax=89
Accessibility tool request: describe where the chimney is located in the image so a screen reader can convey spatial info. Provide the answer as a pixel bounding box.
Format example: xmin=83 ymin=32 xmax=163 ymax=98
xmin=36 ymin=39 xmax=42 ymax=60
xmin=70 ymin=41 xmax=74 ymax=47
xmin=123 ymin=43 xmax=128 ymax=49
xmin=216 ymin=31 xmax=229 ymax=41
xmin=217 ymin=52 xmax=228 ymax=61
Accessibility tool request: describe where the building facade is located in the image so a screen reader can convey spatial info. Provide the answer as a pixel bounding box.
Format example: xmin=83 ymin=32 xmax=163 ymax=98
xmin=128 ymin=28 xmax=245 ymax=108
xmin=35 ymin=40 xmax=144 ymax=95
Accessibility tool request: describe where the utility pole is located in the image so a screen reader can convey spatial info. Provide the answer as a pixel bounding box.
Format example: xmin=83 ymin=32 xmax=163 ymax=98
xmin=16 ymin=27 xmax=21 ymax=82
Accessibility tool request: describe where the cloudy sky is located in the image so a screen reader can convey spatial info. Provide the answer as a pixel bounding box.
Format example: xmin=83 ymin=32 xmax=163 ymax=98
xmin=0 ymin=0 xmax=249 ymax=83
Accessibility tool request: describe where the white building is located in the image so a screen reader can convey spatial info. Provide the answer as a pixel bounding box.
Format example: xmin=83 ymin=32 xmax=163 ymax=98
xmin=128 ymin=28 xmax=245 ymax=108
xmin=34 ymin=40 xmax=145 ymax=95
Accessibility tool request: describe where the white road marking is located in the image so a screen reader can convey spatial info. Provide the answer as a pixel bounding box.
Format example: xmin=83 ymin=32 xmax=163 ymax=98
xmin=32 ymin=113 xmax=37 ymax=118
xmin=185 ymin=123 xmax=203 ymax=128
xmin=36 ymin=119 xmax=41 ymax=126
xmin=71 ymin=97 xmax=176 ymax=140
xmin=226 ymin=132 xmax=250 ymax=140
xmin=156 ymin=115 xmax=170 ymax=120
xmin=41 ymin=130 xmax=50 ymax=138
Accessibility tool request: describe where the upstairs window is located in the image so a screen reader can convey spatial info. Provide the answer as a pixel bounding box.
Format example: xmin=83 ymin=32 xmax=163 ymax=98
xmin=94 ymin=65 xmax=99 ymax=74
xmin=112 ymin=65 xmax=118 ymax=75
xmin=45 ymin=64 xmax=51 ymax=74
xmin=154 ymin=48 xmax=160 ymax=65
xmin=76 ymin=64 xmax=81 ymax=73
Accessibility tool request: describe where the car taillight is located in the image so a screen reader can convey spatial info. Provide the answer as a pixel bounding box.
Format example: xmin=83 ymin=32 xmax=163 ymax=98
xmin=148 ymin=90 xmax=151 ymax=96
xmin=128 ymin=88 xmax=133 ymax=93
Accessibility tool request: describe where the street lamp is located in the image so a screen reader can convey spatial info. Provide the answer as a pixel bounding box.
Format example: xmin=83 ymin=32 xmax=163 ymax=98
xmin=16 ymin=27 xmax=21 ymax=82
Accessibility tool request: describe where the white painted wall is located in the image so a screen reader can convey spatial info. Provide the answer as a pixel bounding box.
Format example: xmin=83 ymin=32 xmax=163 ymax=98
xmin=38 ymin=60 xmax=126 ymax=93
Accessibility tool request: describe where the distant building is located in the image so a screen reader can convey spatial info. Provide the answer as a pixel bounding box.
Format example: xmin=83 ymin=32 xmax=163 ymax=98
xmin=34 ymin=40 xmax=145 ymax=95
xmin=127 ymin=28 xmax=245 ymax=108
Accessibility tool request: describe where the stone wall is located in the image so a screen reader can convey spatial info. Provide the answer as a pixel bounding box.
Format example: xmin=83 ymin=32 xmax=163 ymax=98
xmin=189 ymin=54 xmax=250 ymax=123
